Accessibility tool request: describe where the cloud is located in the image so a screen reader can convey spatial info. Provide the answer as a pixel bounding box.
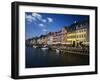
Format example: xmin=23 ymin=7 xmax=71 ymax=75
xmin=47 ymin=17 xmax=53 ymax=23
xmin=32 ymin=17 xmax=37 ymax=21
xmin=25 ymin=13 xmax=43 ymax=24
xmin=25 ymin=14 xmax=37 ymax=24
xmin=25 ymin=14 xmax=33 ymax=22
xmin=43 ymin=29 xmax=47 ymax=32
xmin=26 ymin=13 xmax=53 ymax=25
xmin=39 ymin=23 xmax=44 ymax=27
xmin=27 ymin=18 xmax=33 ymax=23
xmin=32 ymin=13 xmax=47 ymax=23
xmin=42 ymin=19 xmax=47 ymax=23
xmin=74 ymin=21 xmax=77 ymax=23
xmin=32 ymin=13 xmax=42 ymax=21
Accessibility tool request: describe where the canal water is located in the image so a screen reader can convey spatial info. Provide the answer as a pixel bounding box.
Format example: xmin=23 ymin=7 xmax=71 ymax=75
xmin=26 ymin=47 xmax=89 ymax=68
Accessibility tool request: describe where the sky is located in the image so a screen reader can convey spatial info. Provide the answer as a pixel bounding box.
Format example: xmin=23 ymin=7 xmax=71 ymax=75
xmin=25 ymin=12 xmax=89 ymax=39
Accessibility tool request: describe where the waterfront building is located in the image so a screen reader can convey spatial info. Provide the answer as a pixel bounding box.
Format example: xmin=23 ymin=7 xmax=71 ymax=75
xmin=67 ymin=24 xmax=76 ymax=46
xmin=76 ymin=23 xmax=89 ymax=46
xmin=52 ymin=31 xmax=62 ymax=44
xmin=37 ymin=38 xmax=42 ymax=44
xmin=61 ymin=27 xmax=68 ymax=44
xmin=41 ymin=35 xmax=48 ymax=44
xmin=47 ymin=32 xmax=53 ymax=45
xmin=66 ymin=20 xmax=89 ymax=46
xmin=26 ymin=20 xmax=89 ymax=47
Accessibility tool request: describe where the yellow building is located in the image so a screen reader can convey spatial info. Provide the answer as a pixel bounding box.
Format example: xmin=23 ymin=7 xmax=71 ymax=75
xmin=41 ymin=36 xmax=48 ymax=44
xmin=61 ymin=27 xmax=67 ymax=44
xmin=66 ymin=24 xmax=89 ymax=46
xmin=38 ymin=35 xmax=48 ymax=44
xmin=76 ymin=27 xmax=89 ymax=46
xmin=67 ymin=30 xmax=76 ymax=46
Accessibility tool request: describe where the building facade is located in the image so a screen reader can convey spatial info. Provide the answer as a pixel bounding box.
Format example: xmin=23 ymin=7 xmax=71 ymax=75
xmin=67 ymin=21 xmax=89 ymax=46
xmin=26 ymin=20 xmax=89 ymax=47
xmin=61 ymin=27 xmax=67 ymax=44
xmin=76 ymin=24 xmax=89 ymax=46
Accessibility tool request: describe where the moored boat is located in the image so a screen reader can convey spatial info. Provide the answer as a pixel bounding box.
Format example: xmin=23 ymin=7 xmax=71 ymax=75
xmin=33 ymin=45 xmax=38 ymax=48
xmin=41 ymin=45 xmax=48 ymax=50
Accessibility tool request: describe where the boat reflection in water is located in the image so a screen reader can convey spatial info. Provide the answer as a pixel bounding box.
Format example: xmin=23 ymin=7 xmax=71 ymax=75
xmin=26 ymin=46 xmax=89 ymax=68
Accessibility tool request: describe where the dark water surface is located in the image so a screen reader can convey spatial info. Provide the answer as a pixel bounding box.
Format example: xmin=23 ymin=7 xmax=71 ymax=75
xmin=26 ymin=47 xmax=89 ymax=68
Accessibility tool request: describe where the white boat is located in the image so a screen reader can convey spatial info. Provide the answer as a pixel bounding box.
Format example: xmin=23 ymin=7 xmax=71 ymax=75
xmin=41 ymin=47 xmax=48 ymax=50
xmin=56 ymin=49 xmax=60 ymax=53
xmin=41 ymin=45 xmax=48 ymax=50
xmin=33 ymin=45 xmax=37 ymax=48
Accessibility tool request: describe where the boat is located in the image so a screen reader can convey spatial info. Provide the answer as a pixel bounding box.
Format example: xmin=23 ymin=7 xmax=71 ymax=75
xmin=33 ymin=45 xmax=37 ymax=48
xmin=41 ymin=45 xmax=48 ymax=50
xmin=56 ymin=48 xmax=60 ymax=53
